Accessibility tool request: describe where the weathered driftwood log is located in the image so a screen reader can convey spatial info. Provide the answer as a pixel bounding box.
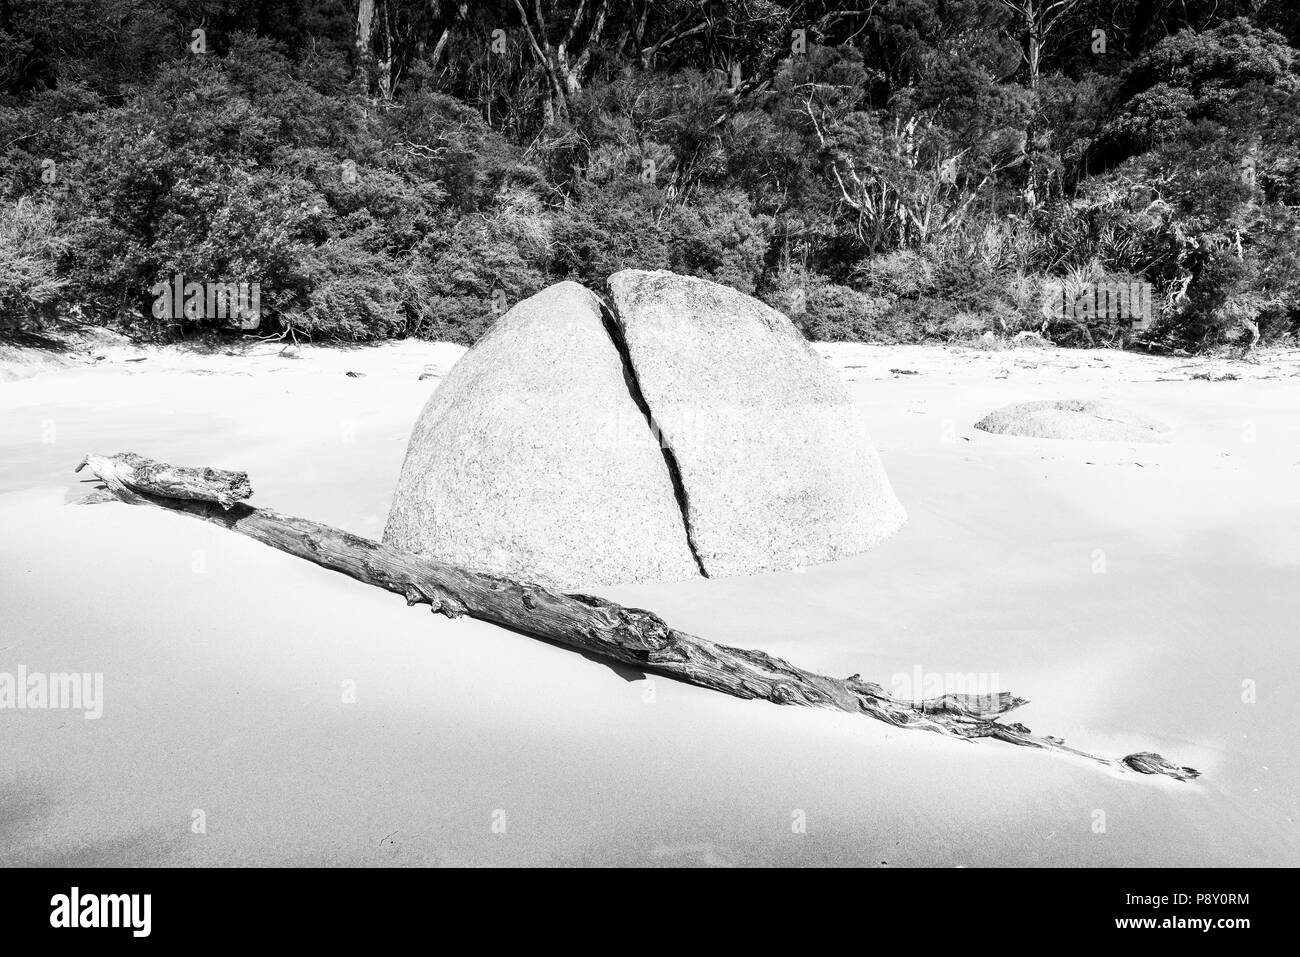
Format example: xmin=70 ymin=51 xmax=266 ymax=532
xmin=75 ymin=452 xmax=252 ymax=508
xmin=75 ymin=452 xmax=1200 ymax=782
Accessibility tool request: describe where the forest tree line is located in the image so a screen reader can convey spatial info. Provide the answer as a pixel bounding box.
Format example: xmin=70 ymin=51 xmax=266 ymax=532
xmin=1 ymin=0 xmax=1298 ymax=350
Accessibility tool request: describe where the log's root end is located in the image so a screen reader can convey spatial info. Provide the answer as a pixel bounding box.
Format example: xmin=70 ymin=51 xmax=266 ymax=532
xmin=76 ymin=452 xmax=252 ymax=509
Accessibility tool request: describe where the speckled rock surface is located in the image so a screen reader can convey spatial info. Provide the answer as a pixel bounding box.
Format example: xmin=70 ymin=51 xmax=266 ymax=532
xmin=974 ymin=399 xmax=1172 ymax=442
xmin=607 ymin=269 xmax=907 ymax=578
xmin=383 ymin=281 xmax=700 ymax=590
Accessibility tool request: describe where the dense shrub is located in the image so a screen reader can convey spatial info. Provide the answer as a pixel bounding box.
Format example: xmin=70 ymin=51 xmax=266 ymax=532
xmin=0 ymin=198 xmax=68 ymax=327
xmin=762 ymin=266 xmax=898 ymax=341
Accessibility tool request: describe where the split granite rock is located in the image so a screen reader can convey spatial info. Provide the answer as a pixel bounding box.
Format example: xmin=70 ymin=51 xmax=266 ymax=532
xmin=607 ymin=269 xmax=907 ymax=578
xmin=383 ymin=281 xmax=701 ymax=589
xmin=386 ymin=271 xmax=907 ymax=587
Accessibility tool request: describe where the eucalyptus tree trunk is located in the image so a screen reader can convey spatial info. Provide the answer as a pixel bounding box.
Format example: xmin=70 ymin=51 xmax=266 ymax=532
xmin=355 ymin=0 xmax=377 ymax=94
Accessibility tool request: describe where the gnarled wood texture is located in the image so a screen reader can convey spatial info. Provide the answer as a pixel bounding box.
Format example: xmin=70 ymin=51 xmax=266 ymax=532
xmin=74 ymin=451 xmax=1200 ymax=782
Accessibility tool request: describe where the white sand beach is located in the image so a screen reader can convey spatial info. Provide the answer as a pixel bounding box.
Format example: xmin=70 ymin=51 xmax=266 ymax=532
xmin=2 ymin=339 xmax=1297 ymax=866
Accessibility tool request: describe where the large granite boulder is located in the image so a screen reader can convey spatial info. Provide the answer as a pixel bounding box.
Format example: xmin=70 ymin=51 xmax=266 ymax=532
xmin=607 ymin=269 xmax=906 ymax=578
xmin=383 ymin=281 xmax=701 ymax=590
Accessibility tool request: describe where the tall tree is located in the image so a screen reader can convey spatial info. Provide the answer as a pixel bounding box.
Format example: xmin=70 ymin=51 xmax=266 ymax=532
xmin=996 ymin=0 xmax=1084 ymax=88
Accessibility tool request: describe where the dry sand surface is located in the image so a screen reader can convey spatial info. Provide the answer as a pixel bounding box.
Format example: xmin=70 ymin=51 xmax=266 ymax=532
xmin=2 ymin=338 xmax=1298 ymax=866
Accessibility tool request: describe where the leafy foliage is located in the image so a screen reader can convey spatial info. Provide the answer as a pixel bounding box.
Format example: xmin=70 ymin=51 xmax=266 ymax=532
xmin=0 ymin=1 xmax=1295 ymax=348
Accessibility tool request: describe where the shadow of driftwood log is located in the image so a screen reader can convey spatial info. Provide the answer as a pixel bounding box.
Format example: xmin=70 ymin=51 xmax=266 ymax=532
xmin=72 ymin=451 xmax=1201 ymax=783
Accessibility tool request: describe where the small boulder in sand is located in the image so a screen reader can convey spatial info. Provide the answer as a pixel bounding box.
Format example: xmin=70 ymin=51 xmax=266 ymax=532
xmin=974 ymin=399 xmax=1172 ymax=442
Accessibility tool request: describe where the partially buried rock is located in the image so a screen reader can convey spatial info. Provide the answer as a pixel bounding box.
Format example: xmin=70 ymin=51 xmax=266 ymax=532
xmin=607 ymin=269 xmax=906 ymax=578
xmin=383 ymin=281 xmax=700 ymax=590
xmin=974 ymin=399 xmax=1172 ymax=442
